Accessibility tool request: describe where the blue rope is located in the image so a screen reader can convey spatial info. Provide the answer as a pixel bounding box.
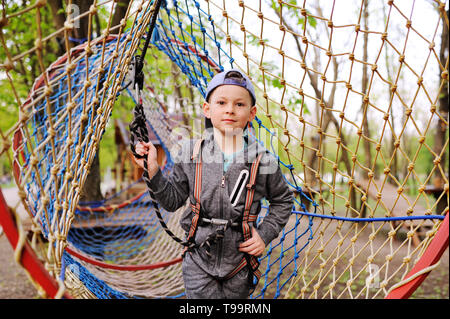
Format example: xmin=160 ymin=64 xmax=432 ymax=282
xmin=289 ymin=208 xmax=445 ymax=222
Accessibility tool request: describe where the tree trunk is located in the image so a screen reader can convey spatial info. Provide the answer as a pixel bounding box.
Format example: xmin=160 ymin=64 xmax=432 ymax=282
xmin=111 ymin=0 xmax=130 ymax=33
xmin=77 ymin=0 xmax=132 ymax=203
xmin=382 ymin=3 xmax=398 ymax=180
xmin=433 ymin=8 xmax=449 ymax=214
xmin=67 ymin=0 xmax=103 ymax=203
xmin=47 ymin=0 xmax=66 ymax=55
xmin=72 ymin=1 xmax=92 ymax=40
xmin=361 ymin=0 xmax=372 ymax=172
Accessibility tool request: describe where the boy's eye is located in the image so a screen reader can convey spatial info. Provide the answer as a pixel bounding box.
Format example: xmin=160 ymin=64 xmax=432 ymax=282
xmin=237 ymin=102 xmax=245 ymax=107
xmin=217 ymin=101 xmax=225 ymax=105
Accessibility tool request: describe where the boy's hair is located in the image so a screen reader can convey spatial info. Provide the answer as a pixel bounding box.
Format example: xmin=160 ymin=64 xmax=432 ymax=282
xmin=224 ymin=70 xmax=246 ymax=83
xmin=205 ymin=69 xmax=256 ymax=106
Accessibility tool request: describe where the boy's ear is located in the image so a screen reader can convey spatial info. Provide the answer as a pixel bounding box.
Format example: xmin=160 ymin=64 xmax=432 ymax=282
xmin=202 ymin=101 xmax=211 ymax=118
xmin=249 ymin=105 xmax=257 ymax=121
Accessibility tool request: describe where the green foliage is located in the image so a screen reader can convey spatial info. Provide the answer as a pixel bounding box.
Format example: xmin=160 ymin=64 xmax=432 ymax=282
xmin=1 ymin=2 xmax=59 ymax=83
xmin=0 ymin=82 xmax=20 ymax=132
xmin=267 ymin=0 xmax=317 ymax=29
xmin=98 ymin=89 xmax=135 ymax=174
xmin=99 ymin=119 xmax=118 ymax=175
xmin=0 ymin=2 xmax=60 ymax=178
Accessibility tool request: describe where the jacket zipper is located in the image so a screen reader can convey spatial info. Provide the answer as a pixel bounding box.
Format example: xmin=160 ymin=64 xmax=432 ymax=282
xmin=216 ymin=167 xmax=226 ymax=274
xmin=216 ymin=174 xmax=224 ymax=273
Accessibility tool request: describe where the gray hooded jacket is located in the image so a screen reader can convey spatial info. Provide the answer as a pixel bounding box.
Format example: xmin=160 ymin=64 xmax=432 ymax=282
xmin=146 ymin=129 xmax=293 ymax=279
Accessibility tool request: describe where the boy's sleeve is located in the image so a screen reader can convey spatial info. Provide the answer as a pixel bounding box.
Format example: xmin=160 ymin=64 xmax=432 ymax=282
xmin=145 ymin=142 xmax=190 ymax=212
xmin=256 ymin=155 xmax=294 ymax=246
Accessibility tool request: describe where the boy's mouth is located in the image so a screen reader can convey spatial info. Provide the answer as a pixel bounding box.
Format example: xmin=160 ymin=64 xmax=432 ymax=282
xmin=222 ymin=119 xmax=236 ymax=123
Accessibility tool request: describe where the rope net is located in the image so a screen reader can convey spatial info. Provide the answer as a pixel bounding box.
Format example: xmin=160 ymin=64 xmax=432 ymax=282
xmin=0 ymin=0 xmax=448 ymax=299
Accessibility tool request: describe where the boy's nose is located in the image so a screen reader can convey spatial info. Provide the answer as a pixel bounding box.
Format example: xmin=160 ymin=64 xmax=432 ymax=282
xmin=224 ymin=103 xmax=235 ymax=113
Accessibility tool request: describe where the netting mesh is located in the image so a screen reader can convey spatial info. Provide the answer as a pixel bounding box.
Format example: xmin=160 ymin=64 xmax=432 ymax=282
xmin=0 ymin=0 xmax=448 ymax=299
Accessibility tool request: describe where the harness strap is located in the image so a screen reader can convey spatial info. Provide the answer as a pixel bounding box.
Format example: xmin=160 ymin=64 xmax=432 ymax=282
xmin=224 ymin=153 xmax=263 ymax=286
xmin=191 ymin=138 xmax=203 ymax=161
xmin=242 ymin=153 xmax=263 ymax=241
xmin=187 ymin=139 xmax=203 ymax=241
xmin=182 ymin=139 xmax=204 ymax=256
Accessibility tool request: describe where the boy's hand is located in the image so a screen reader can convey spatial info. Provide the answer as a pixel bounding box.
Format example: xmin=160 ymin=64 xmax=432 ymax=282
xmin=238 ymin=227 xmax=265 ymax=257
xmin=133 ymin=141 xmax=159 ymax=178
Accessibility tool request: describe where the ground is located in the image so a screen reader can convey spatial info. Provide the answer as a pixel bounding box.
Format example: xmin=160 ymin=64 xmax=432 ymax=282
xmin=0 ymin=187 xmax=40 ymax=299
xmin=0 ymin=224 xmax=448 ymax=299
xmin=0 ymin=234 xmax=40 ymax=299
xmin=408 ymin=247 xmax=449 ymax=299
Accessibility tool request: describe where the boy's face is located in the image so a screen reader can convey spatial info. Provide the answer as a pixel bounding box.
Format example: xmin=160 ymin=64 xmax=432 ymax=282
xmin=203 ymin=84 xmax=256 ymax=136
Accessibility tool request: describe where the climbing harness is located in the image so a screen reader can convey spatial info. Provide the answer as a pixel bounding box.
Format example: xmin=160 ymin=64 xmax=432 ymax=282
xmin=185 ymin=140 xmax=264 ymax=287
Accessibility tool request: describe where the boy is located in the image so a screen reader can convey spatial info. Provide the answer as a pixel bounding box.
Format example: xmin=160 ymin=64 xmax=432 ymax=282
xmin=133 ymin=69 xmax=293 ymax=298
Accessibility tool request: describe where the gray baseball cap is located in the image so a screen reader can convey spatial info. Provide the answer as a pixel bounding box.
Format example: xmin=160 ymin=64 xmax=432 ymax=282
xmin=205 ymin=69 xmax=256 ymax=106
xmin=204 ymin=69 xmax=256 ymax=129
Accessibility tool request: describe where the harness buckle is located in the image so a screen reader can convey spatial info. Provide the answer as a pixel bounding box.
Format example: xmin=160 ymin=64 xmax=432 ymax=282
xmin=203 ymin=217 xmax=229 ymax=227
xmin=211 ymin=218 xmax=229 ymax=226
xmin=200 ymin=217 xmax=244 ymax=229
xmin=131 ymin=55 xmax=144 ymax=92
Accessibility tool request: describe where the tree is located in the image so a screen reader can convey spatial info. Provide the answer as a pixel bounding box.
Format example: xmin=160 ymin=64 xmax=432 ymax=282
xmin=47 ymin=0 xmax=66 ymax=55
xmin=80 ymin=0 xmax=132 ymax=202
xmin=45 ymin=0 xmax=132 ymax=202
xmin=433 ymin=8 xmax=449 ymax=214
xmin=360 ymin=0 xmax=372 ymax=172
xmin=270 ymin=1 xmax=358 ymax=213
xmin=0 ymin=2 xmax=60 ymax=176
